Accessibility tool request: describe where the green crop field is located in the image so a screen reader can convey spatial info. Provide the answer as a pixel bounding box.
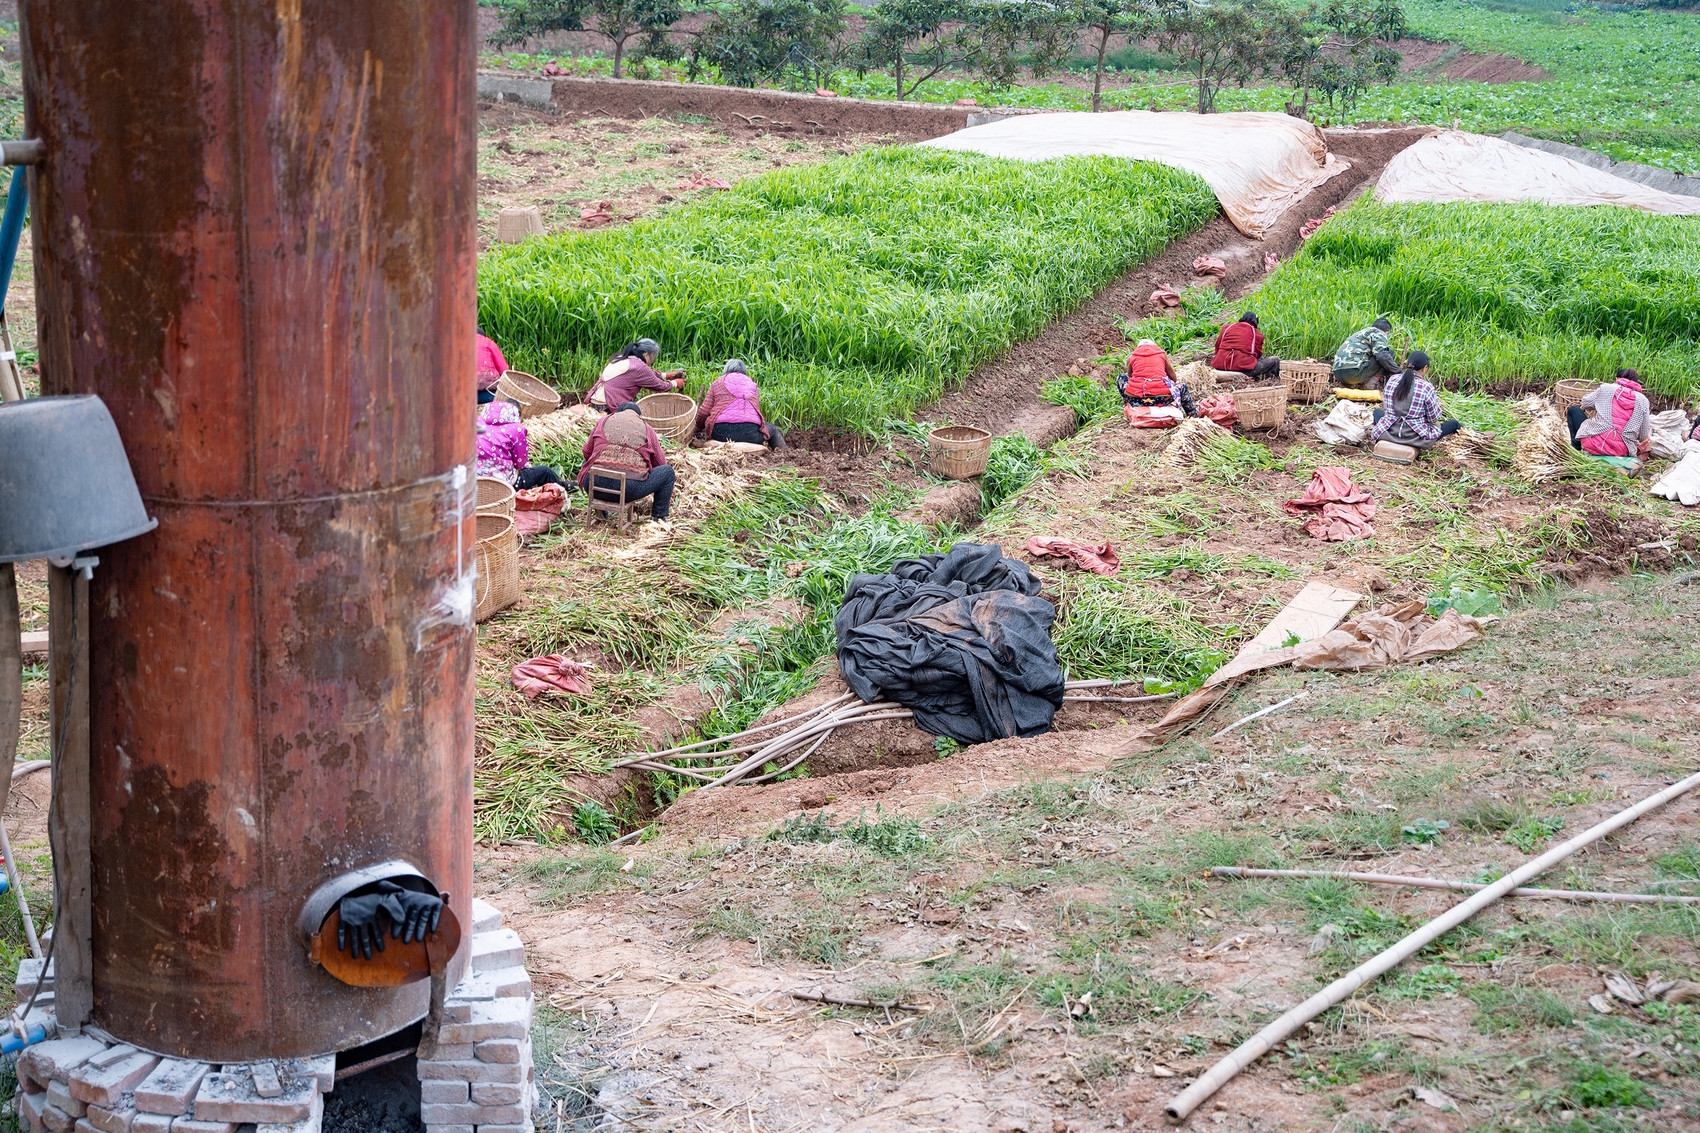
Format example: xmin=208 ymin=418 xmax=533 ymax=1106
xmin=1253 ymin=196 xmax=1700 ymax=400
xmin=477 ymin=147 xmax=1218 ymax=433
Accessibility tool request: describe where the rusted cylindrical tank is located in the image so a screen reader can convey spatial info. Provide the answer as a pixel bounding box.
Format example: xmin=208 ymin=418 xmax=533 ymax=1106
xmin=20 ymin=1 xmax=477 ymax=1059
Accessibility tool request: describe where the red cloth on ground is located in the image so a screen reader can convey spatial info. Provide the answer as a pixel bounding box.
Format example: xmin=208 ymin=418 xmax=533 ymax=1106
xmin=1193 ymin=255 xmax=1227 ymax=278
xmin=1023 ymin=537 xmax=1121 ymax=576
xmin=1211 ymin=321 xmax=1265 ymax=372
xmin=512 ymin=655 xmax=594 ymax=699
xmin=1150 ymin=285 xmax=1183 ymax=308
xmin=513 ymin=482 xmax=567 ymax=537
xmin=1283 ymin=466 xmax=1377 ymax=541
xmin=1196 ymin=394 xmax=1238 ymax=427
xmin=1124 ymin=404 xmax=1181 ymax=428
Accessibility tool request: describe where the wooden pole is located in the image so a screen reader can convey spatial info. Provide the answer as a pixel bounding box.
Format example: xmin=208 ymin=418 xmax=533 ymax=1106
xmin=48 ymin=561 xmax=90 ymax=1031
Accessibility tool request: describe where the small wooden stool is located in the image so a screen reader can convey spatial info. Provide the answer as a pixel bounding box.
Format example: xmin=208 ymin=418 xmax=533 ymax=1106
xmin=585 ymin=467 xmax=649 ymax=529
xmin=1371 ymin=440 xmax=1419 ymax=464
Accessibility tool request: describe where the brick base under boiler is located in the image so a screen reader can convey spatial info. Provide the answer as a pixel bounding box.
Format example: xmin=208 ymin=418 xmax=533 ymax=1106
xmin=11 ymin=899 xmax=536 ymax=1133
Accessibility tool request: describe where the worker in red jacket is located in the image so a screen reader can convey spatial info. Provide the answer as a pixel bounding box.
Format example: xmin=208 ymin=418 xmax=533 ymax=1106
xmin=1118 ymin=339 xmax=1196 ymax=426
xmin=1211 ymin=312 xmax=1281 ymax=378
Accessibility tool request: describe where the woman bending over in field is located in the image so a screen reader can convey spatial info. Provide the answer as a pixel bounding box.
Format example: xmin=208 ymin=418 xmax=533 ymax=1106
xmin=586 ymin=338 xmax=686 ymax=412
xmin=695 ymin=360 xmax=787 ymax=449
xmin=1119 ymin=339 xmax=1196 ymax=427
xmin=1569 ymin=368 xmax=1652 ymax=461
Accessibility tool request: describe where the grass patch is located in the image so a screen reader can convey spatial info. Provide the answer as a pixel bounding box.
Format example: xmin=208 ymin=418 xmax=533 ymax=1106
xmin=1257 ymin=197 xmax=1700 ymax=400
xmin=1466 ymin=983 xmax=1576 ymax=1033
xmin=1051 ymin=575 xmax=1230 ymax=688
xmin=479 ymin=148 xmax=1218 ymax=434
xmin=1041 ymin=374 xmax=1122 ymax=426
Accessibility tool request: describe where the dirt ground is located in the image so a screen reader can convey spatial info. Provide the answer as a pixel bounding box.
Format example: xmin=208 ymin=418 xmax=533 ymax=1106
xmin=478 ymin=575 xmax=1700 ymax=1131
xmin=476 ymin=100 xmax=886 ymax=246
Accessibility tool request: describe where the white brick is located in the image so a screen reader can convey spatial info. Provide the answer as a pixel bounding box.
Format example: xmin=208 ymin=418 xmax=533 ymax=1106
xmin=247 ymin=1063 xmax=281 ymax=1100
xmin=74 ymin=1119 xmax=100 ymax=1133
xmin=423 ymin=1126 xmax=472 ymax=1133
xmin=20 ymin=1039 xmax=108 ymax=1090
xmin=133 ymin=1061 xmax=210 ymax=1117
xmin=428 ymin=1044 xmax=475 ymax=1062
xmin=482 ymin=966 xmax=532 ymax=1000
xmin=473 ymin=1040 xmax=523 ymax=1066
xmin=469 ymin=1082 xmax=523 ymax=1105
xmin=421 ymin=1102 xmax=526 ymax=1126
xmin=474 ymin=1124 xmax=533 ymax=1133
xmin=469 ymin=929 xmax=524 ymax=973
xmin=83 ymin=1049 xmax=137 ymax=1073
xmin=47 ymin=1083 xmax=87 ymax=1118
xmin=438 ymin=997 xmax=528 ymax=1045
xmin=471 ymin=898 xmax=505 ymax=934
xmin=279 ymin=1057 xmax=335 ymax=1096
xmin=129 ymin=1115 xmax=171 ymax=1133
xmin=172 ymin=1119 xmax=237 ymax=1133
xmin=69 ymin=1054 xmax=161 ymax=1108
xmin=191 ymin=1073 xmax=314 ymax=1125
xmin=19 ymin=1088 xmax=47 ymax=1133
xmin=84 ymin=1106 xmax=134 ymax=1133
xmin=419 ymin=1081 xmax=468 ymax=1105
xmin=413 ymin=1061 xmax=524 ymax=1085
xmin=42 ymin=1104 xmax=77 ymax=1133
xmin=15 ymin=957 xmax=53 ymax=1000
xmin=252 ymin=1091 xmax=322 ymax=1133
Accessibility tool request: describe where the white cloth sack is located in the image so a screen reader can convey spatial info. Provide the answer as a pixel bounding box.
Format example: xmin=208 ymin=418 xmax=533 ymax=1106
xmin=1315 ymin=400 xmax=1374 ymax=446
xmin=921 ymin=111 xmax=1349 ymax=238
xmin=1376 ymin=132 xmax=1700 ymax=215
xmin=1648 ymin=410 xmax=1692 ymax=461
xmin=1650 ymin=440 xmax=1700 ymax=507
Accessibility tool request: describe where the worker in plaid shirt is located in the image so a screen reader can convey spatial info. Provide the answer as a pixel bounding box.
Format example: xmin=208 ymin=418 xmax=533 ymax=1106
xmin=1371 ymin=350 xmax=1461 ymax=450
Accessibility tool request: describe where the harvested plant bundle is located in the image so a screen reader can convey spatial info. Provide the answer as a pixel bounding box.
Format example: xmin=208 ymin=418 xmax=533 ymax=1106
xmin=1513 ymin=400 xmax=1615 ymax=482
xmin=1159 ymin=417 xmax=1233 ymax=471
xmin=1447 ymin=428 xmax=1515 ymax=468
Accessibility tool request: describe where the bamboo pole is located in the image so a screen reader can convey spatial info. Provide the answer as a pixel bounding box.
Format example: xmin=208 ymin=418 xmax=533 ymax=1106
xmin=1207 ymin=866 xmax=1700 ymax=906
xmin=1166 ymin=767 xmax=1700 ymax=1122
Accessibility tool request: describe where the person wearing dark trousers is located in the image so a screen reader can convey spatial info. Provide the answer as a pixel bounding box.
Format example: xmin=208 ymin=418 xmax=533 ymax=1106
xmin=1369 ymin=350 xmax=1461 ymax=450
xmin=1567 ymin=369 xmax=1651 ymax=457
xmin=516 ymin=466 xmax=570 ymax=490
xmin=577 ymin=401 xmax=676 ymax=520
xmin=1331 ymin=317 xmax=1400 ymax=389
xmin=1211 ymin=312 xmax=1281 ymax=379
xmin=695 ymin=359 xmax=787 ymax=449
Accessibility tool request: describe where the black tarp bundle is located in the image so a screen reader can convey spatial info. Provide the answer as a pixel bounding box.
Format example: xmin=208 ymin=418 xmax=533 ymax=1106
xmin=834 ymin=542 xmax=1065 ymax=744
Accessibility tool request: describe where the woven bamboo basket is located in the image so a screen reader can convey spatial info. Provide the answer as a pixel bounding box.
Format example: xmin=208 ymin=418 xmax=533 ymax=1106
xmin=637 ymin=392 xmax=697 ymax=443
xmin=1235 ymin=385 xmax=1288 ymax=430
xmin=474 ymin=512 xmax=520 ymax=623
xmin=1279 ymin=360 xmax=1332 ymax=404
xmin=928 ymin=425 xmax=993 ymax=480
xmin=496 ymin=370 xmax=562 ymax=418
xmin=496 ymin=206 xmax=545 ymax=244
xmin=1555 ymin=379 xmax=1598 ymax=410
xmin=476 ymin=476 xmax=515 ymax=517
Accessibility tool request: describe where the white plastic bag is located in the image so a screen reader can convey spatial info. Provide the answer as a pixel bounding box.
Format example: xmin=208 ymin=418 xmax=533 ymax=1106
xmin=1650 ymin=441 xmax=1700 ymax=507
xmin=1648 ymin=409 xmax=1692 ymax=461
xmin=1315 ymin=401 xmax=1374 ymax=446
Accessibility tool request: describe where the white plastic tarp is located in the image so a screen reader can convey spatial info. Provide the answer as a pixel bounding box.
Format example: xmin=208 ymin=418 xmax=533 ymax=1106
xmin=920 ymin=110 xmax=1348 ymax=239
xmin=1376 ymin=131 xmax=1700 ymax=215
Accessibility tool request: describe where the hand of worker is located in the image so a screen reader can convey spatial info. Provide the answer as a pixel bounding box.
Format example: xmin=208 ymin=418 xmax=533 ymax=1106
xmin=337 ymin=881 xmax=405 ymax=960
xmin=379 ymin=887 xmax=446 ymax=944
xmin=665 ymin=369 xmax=686 ymax=381
xmin=671 ymin=378 xmax=687 ymax=390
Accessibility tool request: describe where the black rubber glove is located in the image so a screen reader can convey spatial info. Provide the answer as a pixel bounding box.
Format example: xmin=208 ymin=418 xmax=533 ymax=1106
xmin=379 ymin=888 xmax=446 ymax=945
xmin=337 ymin=881 xmax=404 ymax=960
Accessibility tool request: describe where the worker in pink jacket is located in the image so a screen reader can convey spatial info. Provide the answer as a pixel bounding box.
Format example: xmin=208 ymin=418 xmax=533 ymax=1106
xmin=694 ymin=360 xmax=786 ymax=448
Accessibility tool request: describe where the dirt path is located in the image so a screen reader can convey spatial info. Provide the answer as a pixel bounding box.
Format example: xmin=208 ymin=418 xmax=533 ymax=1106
xmin=919 ymin=127 xmax=1434 ymax=439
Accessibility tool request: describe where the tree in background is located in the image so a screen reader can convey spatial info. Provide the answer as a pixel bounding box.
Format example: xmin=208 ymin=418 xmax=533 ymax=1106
xmin=492 ymin=0 xmax=686 ymax=77
xmin=1280 ymin=0 xmax=1405 ymax=120
xmin=693 ymin=0 xmax=849 ymax=89
xmin=855 ymin=0 xmax=1074 ymax=102
xmin=1070 ymin=0 xmax=1174 ymax=112
xmin=1156 ymin=0 xmax=1298 ymax=113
